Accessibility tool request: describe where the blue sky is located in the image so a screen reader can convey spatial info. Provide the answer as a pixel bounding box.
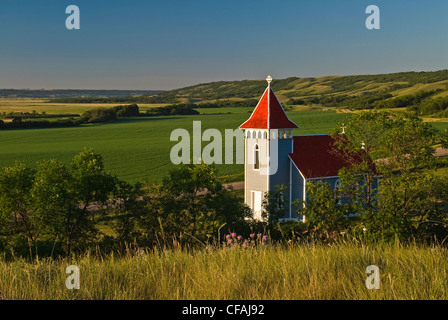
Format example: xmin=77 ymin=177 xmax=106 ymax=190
xmin=0 ymin=0 xmax=447 ymax=90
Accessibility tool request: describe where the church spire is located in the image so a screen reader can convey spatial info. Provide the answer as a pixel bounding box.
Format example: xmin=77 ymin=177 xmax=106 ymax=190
xmin=239 ymin=76 xmax=299 ymax=130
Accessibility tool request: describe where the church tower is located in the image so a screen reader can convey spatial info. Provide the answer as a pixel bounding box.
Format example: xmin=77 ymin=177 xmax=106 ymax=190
xmin=238 ymin=76 xmax=299 ymax=220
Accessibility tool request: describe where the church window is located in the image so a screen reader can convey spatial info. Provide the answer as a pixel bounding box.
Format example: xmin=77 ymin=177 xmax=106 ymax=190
xmin=254 ymin=144 xmax=260 ymax=170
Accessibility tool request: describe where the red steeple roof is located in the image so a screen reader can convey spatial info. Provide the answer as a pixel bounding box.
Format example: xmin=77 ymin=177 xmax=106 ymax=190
xmin=239 ymin=80 xmax=299 ymax=130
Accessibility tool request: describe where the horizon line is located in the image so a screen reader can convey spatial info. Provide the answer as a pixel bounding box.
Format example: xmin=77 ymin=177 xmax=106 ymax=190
xmin=1 ymin=68 xmax=446 ymax=91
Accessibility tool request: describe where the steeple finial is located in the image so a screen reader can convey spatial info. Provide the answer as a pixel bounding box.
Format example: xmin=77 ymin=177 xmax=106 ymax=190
xmin=266 ymin=75 xmax=272 ymax=86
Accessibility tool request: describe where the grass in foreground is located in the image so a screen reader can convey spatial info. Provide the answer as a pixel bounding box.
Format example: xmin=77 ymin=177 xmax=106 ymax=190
xmin=1 ymin=241 xmax=447 ymax=300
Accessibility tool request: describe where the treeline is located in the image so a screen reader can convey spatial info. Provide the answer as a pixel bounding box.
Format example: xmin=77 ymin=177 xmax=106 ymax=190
xmin=408 ymin=96 xmax=448 ymax=117
xmin=287 ymin=89 xmax=448 ymax=115
xmin=194 ymin=99 xmax=259 ymax=109
xmin=1 ymin=111 xmax=78 ymax=119
xmin=82 ymin=104 xmax=140 ymax=123
xmin=0 ymin=152 xmax=250 ymax=258
xmin=143 ymin=99 xmax=259 ymax=116
xmin=319 ymin=70 xmax=448 ymax=93
xmin=288 ymin=92 xmax=394 ymax=109
xmin=0 ymin=104 xmax=141 ymax=129
xmin=0 ymin=117 xmax=85 ymax=129
xmin=144 ymin=104 xmax=200 ymax=116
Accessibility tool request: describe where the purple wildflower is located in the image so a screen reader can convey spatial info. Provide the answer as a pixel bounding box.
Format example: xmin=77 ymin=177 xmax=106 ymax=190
xmin=257 ymin=233 xmax=262 ymax=238
xmin=225 ymin=234 xmax=231 ymax=239
xmin=231 ymin=232 xmax=237 ymax=237
xmin=237 ymin=235 xmax=243 ymax=241
xmin=250 ymin=233 xmax=255 ymax=238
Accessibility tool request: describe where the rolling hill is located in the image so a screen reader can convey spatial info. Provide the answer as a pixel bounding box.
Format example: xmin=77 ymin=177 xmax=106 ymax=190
xmin=43 ymin=70 xmax=448 ymax=116
xmin=151 ymin=70 xmax=448 ymax=103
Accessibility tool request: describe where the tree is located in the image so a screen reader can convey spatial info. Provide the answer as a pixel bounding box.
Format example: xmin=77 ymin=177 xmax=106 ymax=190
xmin=0 ymin=162 xmax=38 ymax=251
xmin=30 ymin=149 xmax=116 ymax=255
xmin=439 ymin=129 xmax=448 ymax=148
xmin=0 ymin=149 xmax=142 ymax=256
xmin=331 ymin=111 xmax=446 ymax=241
xmin=262 ymin=184 xmax=288 ymax=223
xmin=292 ymin=180 xmax=347 ymax=241
xmin=140 ymin=163 xmax=249 ymax=244
xmin=31 ymin=159 xmax=80 ymax=255
xmin=109 ymin=180 xmax=146 ymax=250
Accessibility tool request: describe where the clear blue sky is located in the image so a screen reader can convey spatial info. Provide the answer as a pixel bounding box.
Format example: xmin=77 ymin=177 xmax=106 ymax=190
xmin=0 ymin=0 xmax=447 ymax=90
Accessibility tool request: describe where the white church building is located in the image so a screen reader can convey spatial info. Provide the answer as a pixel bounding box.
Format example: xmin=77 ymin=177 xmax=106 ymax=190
xmin=238 ymin=76 xmax=375 ymax=221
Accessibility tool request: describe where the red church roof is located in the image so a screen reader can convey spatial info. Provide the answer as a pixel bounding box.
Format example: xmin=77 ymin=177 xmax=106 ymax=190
xmin=239 ymin=85 xmax=298 ymax=130
xmin=289 ymin=135 xmax=376 ymax=179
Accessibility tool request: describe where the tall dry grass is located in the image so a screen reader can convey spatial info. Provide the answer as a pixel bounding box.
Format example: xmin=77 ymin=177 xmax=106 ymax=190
xmin=0 ymin=241 xmax=447 ymax=300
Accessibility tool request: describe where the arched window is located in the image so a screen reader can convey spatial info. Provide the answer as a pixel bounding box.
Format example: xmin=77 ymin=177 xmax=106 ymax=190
xmin=334 ymin=179 xmax=342 ymax=204
xmin=254 ymin=144 xmax=260 ymax=170
xmin=335 ymin=179 xmax=342 ymax=189
xmin=263 ymin=131 xmax=268 ymax=139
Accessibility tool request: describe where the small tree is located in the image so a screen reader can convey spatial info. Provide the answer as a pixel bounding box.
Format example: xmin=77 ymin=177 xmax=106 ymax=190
xmin=262 ymin=184 xmax=288 ymax=223
xmin=32 ymin=149 xmax=116 ymax=256
xmin=140 ymin=163 xmax=249 ymax=244
xmin=109 ymin=180 xmax=145 ymax=250
xmin=0 ymin=162 xmax=38 ymax=252
xmin=293 ymin=180 xmax=347 ymax=241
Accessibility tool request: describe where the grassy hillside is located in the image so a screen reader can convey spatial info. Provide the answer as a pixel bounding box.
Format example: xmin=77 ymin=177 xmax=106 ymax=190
xmin=45 ymin=70 xmax=448 ymax=116
xmin=156 ymin=70 xmax=448 ymax=103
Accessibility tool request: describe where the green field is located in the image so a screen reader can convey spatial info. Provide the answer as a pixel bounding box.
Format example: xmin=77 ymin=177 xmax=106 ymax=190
xmin=0 ymin=109 xmax=349 ymax=183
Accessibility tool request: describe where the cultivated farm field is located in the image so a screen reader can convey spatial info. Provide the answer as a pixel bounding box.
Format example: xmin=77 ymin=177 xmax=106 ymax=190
xmin=0 ymin=103 xmax=348 ymax=183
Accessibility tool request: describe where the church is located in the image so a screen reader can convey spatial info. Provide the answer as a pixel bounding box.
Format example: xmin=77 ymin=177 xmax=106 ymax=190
xmin=238 ymin=76 xmax=378 ymax=221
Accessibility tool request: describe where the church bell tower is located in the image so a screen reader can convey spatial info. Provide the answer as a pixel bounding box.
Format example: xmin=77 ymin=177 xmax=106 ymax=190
xmin=238 ymin=76 xmax=299 ymax=220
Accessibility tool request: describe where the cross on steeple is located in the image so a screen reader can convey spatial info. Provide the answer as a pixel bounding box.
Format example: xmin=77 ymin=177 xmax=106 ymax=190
xmin=266 ymin=75 xmax=273 ymax=87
